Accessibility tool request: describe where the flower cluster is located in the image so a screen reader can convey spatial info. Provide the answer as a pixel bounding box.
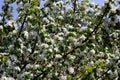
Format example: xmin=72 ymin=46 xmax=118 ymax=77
xmin=0 ymin=0 xmax=120 ymax=80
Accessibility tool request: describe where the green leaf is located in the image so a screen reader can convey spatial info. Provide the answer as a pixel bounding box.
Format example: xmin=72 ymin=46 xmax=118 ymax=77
xmin=85 ymin=65 xmax=93 ymax=73
xmin=67 ymin=32 xmax=76 ymax=38
xmin=31 ymin=0 xmax=40 ymax=6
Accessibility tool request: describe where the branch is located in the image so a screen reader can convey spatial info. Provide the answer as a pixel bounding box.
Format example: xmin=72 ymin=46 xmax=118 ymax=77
xmin=32 ymin=63 xmax=51 ymax=80
xmin=32 ymin=69 xmax=48 ymax=80
xmin=63 ymin=14 xmax=104 ymax=58
xmin=19 ymin=36 xmax=38 ymax=72
xmin=2 ymin=16 xmax=5 ymax=32
xmin=17 ymin=0 xmax=33 ymax=38
xmin=18 ymin=15 xmax=27 ymax=38
xmin=73 ymin=0 xmax=77 ymax=13
xmin=63 ymin=3 xmax=109 ymax=58
xmin=71 ymin=0 xmax=77 ymax=25
xmin=13 ymin=14 xmax=27 ymax=49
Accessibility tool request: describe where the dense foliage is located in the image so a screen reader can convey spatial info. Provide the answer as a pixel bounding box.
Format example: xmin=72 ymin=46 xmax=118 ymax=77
xmin=0 ymin=0 xmax=120 ymax=79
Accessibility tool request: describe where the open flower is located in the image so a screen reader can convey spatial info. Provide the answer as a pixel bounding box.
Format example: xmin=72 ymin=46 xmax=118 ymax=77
xmin=55 ymin=54 xmax=62 ymax=59
xmin=68 ymin=67 xmax=74 ymax=74
xmin=110 ymin=3 xmax=118 ymax=13
xmin=23 ymin=31 xmax=29 ymax=39
xmin=59 ymin=75 xmax=67 ymax=80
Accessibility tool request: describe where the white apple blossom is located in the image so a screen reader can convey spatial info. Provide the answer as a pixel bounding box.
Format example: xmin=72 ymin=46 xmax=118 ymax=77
xmin=9 ymin=55 xmax=18 ymax=61
xmin=18 ymin=38 xmax=23 ymax=43
xmin=89 ymin=8 xmax=94 ymax=12
xmin=89 ymin=2 xmax=95 ymax=7
xmin=23 ymin=31 xmax=29 ymax=39
xmin=89 ymin=28 xmax=93 ymax=32
xmin=108 ymin=70 xmax=112 ymax=74
xmin=68 ymin=67 xmax=74 ymax=74
xmin=50 ymin=38 xmax=55 ymax=44
xmin=95 ymin=10 xmax=101 ymax=16
xmin=12 ymin=30 xmax=17 ymax=35
xmin=45 ymin=38 xmax=51 ymax=43
xmin=24 ymin=3 xmax=30 ymax=9
xmin=55 ymin=72 xmax=59 ymax=76
xmin=47 ymin=62 xmax=53 ymax=67
xmin=0 ymin=0 xmax=120 ymax=79
xmin=8 ymin=44 xmax=14 ymax=49
xmin=1 ymin=76 xmax=15 ymax=80
xmin=58 ymin=36 xmax=64 ymax=41
xmin=91 ymin=35 xmax=95 ymax=39
xmin=41 ymin=43 xmax=49 ymax=48
xmin=99 ymin=52 xmax=104 ymax=57
xmin=68 ymin=25 xmax=73 ymax=29
xmin=39 ymin=54 xmax=46 ymax=60
xmin=27 ymin=48 xmax=32 ymax=53
xmin=6 ymin=20 xmax=15 ymax=28
xmin=44 ymin=7 xmax=50 ymax=13
xmin=14 ymin=66 xmax=21 ymax=71
xmin=116 ymin=54 xmax=119 ymax=59
xmin=105 ymin=0 xmax=109 ymax=3
xmin=59 ymin=75 xmax=67 ymax=80
xmin=30 ymin=31 xmax=37 ymax=36
xmin=27 ymin=15 xmax=33 ymax=19
xmin=68 ymin=54 xmax=76 ymax=60
xmin=106 ymin=59 xmax=110 ymax=64
xmin=110 ymin=3 xmax=118 ymax=13
xmin=0 ymin=52 xmax=8 ymax=56
xmin=1 ymin=75 xmax=7 ymax=80
xmin=57 ymin=1 xmax=64 ymax=5
xmin=33 ymin=64 xmax=40 ymax=69
xmin=58 ymin=32 xmax=64 ymax=36
xmin=23 ymin=72 xmax=30 ymax=75
xmin=91 ymin=43 xmax=96 ymax=47
xmin=111 ymin=32 xmax=118 ymax=38
xmin=52 ymin=2 xmax=57 ymax=7
xmin=48 ymin=48 xmax=53 ymax=53
xmin=18 ymin=2 xmax=23 ymax=8
xmin=54 ymin=47 xmax=59 ymax=52
xmin=80 ymin=35 xmax=86 ymax=41
xmin=58 ymin=15 xmax=64 ymax=20
xmin=62 ymin=27 xmax=68 ymax=34
xmin=118 ymin=60 xmax=120 ymax=65
xmin=90 ymin=61 xmax=94 ymax=65
xmin=90 ymin=49 xmax=96 ymax=54
xmin=0 ymin=26 xmax=3 ymax=29
xmin=55 ymin=54 xmax=62 ymax=59
xmin=48 ymin=15 xmax=55 ymax=22
xmin=66 ymin=7 xmax=72 ymax=11
xmin=26 ymin=64 xmax=33 ymax=69
xmin=69 ymin=37 xmax=77 ymax=42
xmin=81 ymin=26 xmax=87 ymax=30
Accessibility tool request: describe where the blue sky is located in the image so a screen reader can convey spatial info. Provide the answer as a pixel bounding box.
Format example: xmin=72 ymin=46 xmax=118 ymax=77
xmin=91 ymin=0 xmax=104 ymax=5
xmin=0 ymin=0 xmax=104 ymax=19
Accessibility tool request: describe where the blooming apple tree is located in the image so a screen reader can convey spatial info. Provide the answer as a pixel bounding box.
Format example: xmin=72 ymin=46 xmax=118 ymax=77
xmin=0 ymin=0 xmax=120 ymax=79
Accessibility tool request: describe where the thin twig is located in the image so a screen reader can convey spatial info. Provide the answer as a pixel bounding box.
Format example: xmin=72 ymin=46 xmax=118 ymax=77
xmin=32 ymin=69 xmax=48 ymax=80
xmin=18 ymin=15 xmax=27 ymax=38
xmin=73 ymin=0 xmax=77 ymax=13
xmin=71 ymin=0 xmax=77 ymax=25
xmin=2 ymin=16 xmax=5 ymax=32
